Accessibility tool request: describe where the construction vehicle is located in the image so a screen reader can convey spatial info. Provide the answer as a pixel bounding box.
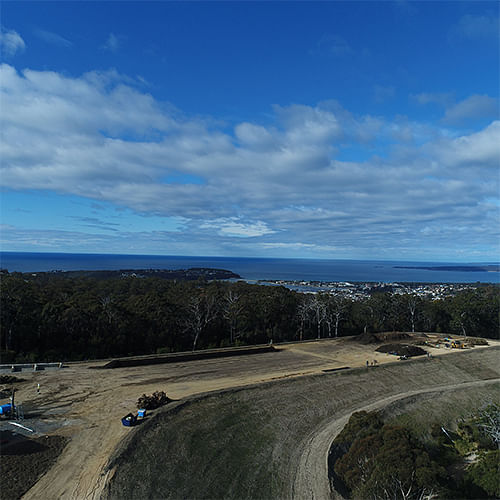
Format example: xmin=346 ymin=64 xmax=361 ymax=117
xmin=0 ymin=403 xmax=15 ymax=417
xmin=0 ymin=389 xmax=23 ymax=419
xmin=121 ymin=413 xmax=138 ymax=427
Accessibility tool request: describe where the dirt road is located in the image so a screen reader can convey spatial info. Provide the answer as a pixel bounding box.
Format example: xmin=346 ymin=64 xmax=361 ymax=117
xmin=1 ymin=336 xmax=496 ymax=499
xmin=291 ymin=377 xmax=500 ymax=500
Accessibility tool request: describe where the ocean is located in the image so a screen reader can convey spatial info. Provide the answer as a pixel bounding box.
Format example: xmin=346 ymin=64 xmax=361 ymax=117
xmin=1 ymin=251 xmax=498 ymax=284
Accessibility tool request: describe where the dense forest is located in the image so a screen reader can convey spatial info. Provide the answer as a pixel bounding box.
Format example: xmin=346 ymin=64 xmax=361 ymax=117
xmin=1 ymin=272 xmax=499 ymax=362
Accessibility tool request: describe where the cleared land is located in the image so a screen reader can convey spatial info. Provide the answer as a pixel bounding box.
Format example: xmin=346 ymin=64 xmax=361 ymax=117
xmin=0 ymin=336 xmax=498 ymax=499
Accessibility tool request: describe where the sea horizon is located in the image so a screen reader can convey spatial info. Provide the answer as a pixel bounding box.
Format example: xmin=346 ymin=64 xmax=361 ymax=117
xmin=1 ymin=251 xmax=499 ymax=284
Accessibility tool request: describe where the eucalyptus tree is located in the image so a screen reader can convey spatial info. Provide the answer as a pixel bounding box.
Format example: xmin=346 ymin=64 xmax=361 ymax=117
xmin=296 ymin=296 xmax=312 ymax=341
xmin=402 ymin=293 xmax=419 ymax=333
xmin=309 ymin=293 xmax=326 ymax=339
xmin=325 ymin=293 xmax=349 ymax=337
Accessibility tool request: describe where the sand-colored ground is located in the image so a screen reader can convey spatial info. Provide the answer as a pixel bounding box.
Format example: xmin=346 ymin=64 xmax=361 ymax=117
xmin=1 ymin=335 xmax=498 ymax=499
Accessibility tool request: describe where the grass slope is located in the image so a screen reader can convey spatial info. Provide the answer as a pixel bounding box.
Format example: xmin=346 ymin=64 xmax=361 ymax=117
xmin=104 ymin=348 xmax=500 ymax=500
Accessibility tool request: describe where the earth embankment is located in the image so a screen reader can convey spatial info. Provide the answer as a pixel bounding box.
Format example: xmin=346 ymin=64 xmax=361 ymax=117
xmin=103 ymin=347 xmax=500 ymax=500
xmin=99 ymin=344 xmax=277 ymax=369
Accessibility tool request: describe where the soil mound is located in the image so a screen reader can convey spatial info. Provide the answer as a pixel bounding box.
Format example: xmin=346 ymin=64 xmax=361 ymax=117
xmin=97 ymin=345 xmax=276 ymax=369
xmin=375 ymin=344 xmax=427 ymax=357
xmin=352 ymin=332 xmax=413 ymax=344
xmin=377 ymin=332 xmax=413 ymax=342
xmin=351 ymin=332 xmax=381 ymax=344
xmin=0 ymin=431 xmax=68 ymax=498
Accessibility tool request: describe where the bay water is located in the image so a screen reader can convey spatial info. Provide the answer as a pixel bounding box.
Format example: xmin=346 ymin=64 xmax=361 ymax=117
xmin=1 ymin=251 xmax=498 ymax=284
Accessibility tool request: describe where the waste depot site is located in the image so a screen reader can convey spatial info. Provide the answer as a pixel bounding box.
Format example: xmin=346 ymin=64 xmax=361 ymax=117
xmin=1 ymin=333 xmax=499 ymax=499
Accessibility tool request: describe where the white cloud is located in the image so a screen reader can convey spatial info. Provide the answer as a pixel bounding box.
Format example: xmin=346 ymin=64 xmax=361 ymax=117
xmin=412 ymin=92 xmax=454 ymax=107
xmin=442 ymin=95 xmax=499 ymax=125
xmin=1 ymin=63 xmax=498 ymax=258
xmin=373 ymin=85 xmax=395 ymax=103
xmin=200 ymin=218 xmax=276 ymax=238
xmin=102 ymin=33 xmax=123 ymax=52
xmin=0 ymin=28 xmax=25 ymax=57
xmin=34 ymin=29 xmax=72 ymax=48
xmin=235 ymin=123 xmax=275 ymax=149
xmin=312 ymin=34 xmax=354 ymax=57
xmin=429 ymin=120 xmax=500 ymax=168
xmin=451 ymin=14 xmax=500 ymax=40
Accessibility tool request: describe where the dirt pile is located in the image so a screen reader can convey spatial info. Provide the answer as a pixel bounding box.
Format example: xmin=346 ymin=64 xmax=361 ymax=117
xmin=352 ymin=332 xmax=413 ymax=344
xmin=0 ymin=431 xmax=68 ymax=499
xmin=98 ymin=345 xmax=277 ymax=369
xmin=467 ymin=338 xmax=489 ymax=346
xmin=0 ymin=376 xmax=25 ymax=384
xmin=375 ymin=344 xmax=427 ymax=357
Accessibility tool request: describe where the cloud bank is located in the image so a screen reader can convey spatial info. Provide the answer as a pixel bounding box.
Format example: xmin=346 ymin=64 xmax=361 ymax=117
xmin=1 ymin=64 xmax=499 ymax=259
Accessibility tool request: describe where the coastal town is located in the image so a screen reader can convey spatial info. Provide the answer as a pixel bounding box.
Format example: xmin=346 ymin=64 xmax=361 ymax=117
xmin=256 ymin=279 xmax=485 ymax=300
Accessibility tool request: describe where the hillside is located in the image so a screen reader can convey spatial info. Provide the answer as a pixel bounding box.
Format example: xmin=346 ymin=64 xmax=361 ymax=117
xmin=104 ymin=347 xmax=500 ymax=500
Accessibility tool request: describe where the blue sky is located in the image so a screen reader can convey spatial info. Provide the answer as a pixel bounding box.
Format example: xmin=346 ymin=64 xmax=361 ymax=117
xmin=1 ymin=1 xmax=499 ymax=261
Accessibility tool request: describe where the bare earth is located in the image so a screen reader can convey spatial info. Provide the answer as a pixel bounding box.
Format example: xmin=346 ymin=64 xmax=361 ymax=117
xmin=1 ymin=336 xmax=498 ymax=500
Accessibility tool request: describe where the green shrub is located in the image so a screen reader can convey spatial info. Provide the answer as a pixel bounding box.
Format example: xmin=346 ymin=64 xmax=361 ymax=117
xmin=467 ymin=450 xmax=500 ymax=497
xmin=156 ymin=346 xmax=172 ymax=354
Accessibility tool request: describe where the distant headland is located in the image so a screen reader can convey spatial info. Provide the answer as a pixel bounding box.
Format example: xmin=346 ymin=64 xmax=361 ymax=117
xmin=394 ymin=265 xmax=500 ymax=273
xmin=5 ymin=268 xmax=241 ymax=281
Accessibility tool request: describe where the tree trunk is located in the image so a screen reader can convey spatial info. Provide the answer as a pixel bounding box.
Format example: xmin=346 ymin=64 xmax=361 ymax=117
xmin=192 ymin=328 xmax=201 ymax=352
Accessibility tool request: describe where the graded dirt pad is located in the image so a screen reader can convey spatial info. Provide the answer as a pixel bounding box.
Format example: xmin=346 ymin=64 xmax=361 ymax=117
xmin=2 ymin=336 xmax=498 ymax=500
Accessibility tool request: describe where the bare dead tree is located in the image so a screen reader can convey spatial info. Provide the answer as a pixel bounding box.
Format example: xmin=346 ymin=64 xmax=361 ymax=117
xmin=407 ymin=295 xmax=418 ymax=333
xmin=477 ymin=402 xmax=500 ymax=449
xmin=100 ymin=295 xmax=117 ymax=325
xmin=380 ymin=472 xmax=436 ymax=500
xmin=310 ymin=294 xmax=326 ymax=339
xmin=359 ymin=301 xmax=374 ymax=335
xmin=296 ymin=297 xmax=312 ymax=341
xmin=459 ymin=311 xmax=467 ymax=338
xmin=326 ymin=293 xmax=348 ymax=338
xmin=223 ymin=290 xmax=243 ymax=345
xmin=184 ymin=293 xmax=217 ymax=351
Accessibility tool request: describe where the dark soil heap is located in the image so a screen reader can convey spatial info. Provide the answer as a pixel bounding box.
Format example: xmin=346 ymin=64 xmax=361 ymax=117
xmin=0 ymin=431 xmax=68 ymax=499
xmin=352 ymin=332 xmax=414 ymax=344
xmin=375 ymin=344 xmax=427 ymax=357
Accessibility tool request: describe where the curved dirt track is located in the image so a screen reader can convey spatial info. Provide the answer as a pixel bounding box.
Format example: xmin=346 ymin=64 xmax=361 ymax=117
xmin=291 ymin=377 xmax=500 ymax=500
